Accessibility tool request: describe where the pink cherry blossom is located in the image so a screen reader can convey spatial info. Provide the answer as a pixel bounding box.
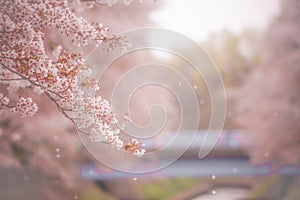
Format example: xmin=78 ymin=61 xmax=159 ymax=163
xmin=0 ymin=0 xmax=144 ymax=156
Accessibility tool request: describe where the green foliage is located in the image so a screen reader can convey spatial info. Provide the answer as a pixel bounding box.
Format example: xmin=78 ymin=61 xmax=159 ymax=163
xmin=138 ymin=178 xmax=198 ymax=200
xmin=246 ymin=176 xmax=280 ymax=199
xmin=282 ymin=184 xmax=300 ymax=200
xmin=204 ymin=29 xmax=262 ymax=88
xmin=246 ymin=176 xmax=300 ymax=200
xmin=80 ymin=184 xmax=116 ymax=200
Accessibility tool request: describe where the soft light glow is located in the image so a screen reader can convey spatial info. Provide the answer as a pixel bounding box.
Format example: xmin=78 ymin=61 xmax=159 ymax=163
xmin=152 ymin=0 xmax=282 ymax=41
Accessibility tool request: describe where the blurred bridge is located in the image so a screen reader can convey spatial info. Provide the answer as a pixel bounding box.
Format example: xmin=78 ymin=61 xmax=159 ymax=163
xmin=81 ymin=130 xmax=300 ymax=180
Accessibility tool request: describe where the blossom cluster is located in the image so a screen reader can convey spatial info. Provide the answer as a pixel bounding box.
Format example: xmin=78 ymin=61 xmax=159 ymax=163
xmin=0 ymin=0 xmax=144 ymax=156
xmin=73 ymin=67 xmax=145 ymax=156
xmin=11 ymin=97 xmax=38 ymax=118
xmin=125 ymin=138 xmax=145 ymax=156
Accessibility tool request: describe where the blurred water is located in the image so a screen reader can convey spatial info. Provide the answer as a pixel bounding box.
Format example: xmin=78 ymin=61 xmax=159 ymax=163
xmin=191 ymin=187 xmax=248 ymax=200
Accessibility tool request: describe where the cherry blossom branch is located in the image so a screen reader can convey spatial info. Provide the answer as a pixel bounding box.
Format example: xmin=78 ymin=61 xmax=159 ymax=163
xmin=0 ymin=63 xmax=64 ymax=99
xmin=0 ymin=0 xmax=145 ymax=156
xmin=0 ymin=78 xmax=24 ymax=81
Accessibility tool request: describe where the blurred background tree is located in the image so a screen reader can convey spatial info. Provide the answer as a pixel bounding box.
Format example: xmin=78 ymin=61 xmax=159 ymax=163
xmin=170 ymin=28 xmax=262 ymax=130
xmin=236 ymin=0 xmax=300 ymax=166
xmin=203 ymin=29 xmax=262 ymax=129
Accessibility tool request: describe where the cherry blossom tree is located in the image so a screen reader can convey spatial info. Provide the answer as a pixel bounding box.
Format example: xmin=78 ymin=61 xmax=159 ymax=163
xmin=0 ymin=0 xmax=145 ymax=157
xmin=236 ymin=0 xmax=300 ymax=165
xmin=0 ymin=2 xmax=166 ymax=199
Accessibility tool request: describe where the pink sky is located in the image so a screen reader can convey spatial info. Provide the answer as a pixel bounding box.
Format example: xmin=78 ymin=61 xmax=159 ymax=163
xmin=151 ymin=0 xmax=282 ymax=41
